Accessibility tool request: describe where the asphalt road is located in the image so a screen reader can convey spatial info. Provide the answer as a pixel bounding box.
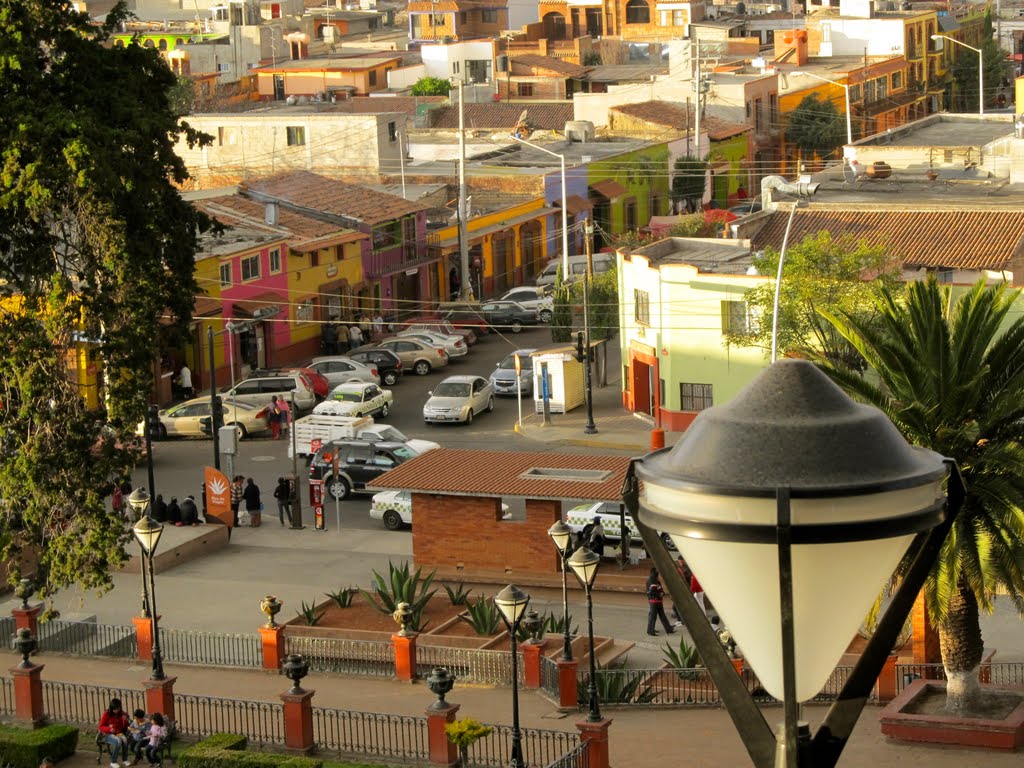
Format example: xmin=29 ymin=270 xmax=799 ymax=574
xmin=132 ymin=325 xmax=566 ymax=535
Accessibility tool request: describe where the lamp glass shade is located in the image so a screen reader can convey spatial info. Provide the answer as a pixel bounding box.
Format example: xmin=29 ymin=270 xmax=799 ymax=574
xmin=567 ymin=546 xmax=600 ymax=587
xmin=127 ymin=488 xmax=151 ymax=517
xmin=494 ymin=584 xmax=530 ymax=625
xmin=132 ymin=515 xmax=164 ymax=555
xmin=548 ymin=520 xmax=572 ymax=553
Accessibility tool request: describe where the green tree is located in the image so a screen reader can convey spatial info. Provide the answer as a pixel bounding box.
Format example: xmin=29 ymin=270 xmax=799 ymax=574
xmin=725 ymin=231 xmax=901 ymax=369
xmin=784 ymin=93 xmax=846 ymax=160
xmin=0 ymin=1 xmax=212 ymax=609
xmin=410 ymin=76 xmax=453 ymax=96
xmin=670 ymin=156 xmax=706 ymax=213
xmin=815 ymin=279 xmax=1024 ymax=714
xmin=951 ymin=12 xmax=1012 ymax=112
xmin=549 ymin=265 xmax=618 ymax=344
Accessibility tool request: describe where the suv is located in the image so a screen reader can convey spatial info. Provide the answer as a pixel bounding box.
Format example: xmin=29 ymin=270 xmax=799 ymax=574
xmin=347 ymin=347 xmax=404 ymax=387
xmin=498 ymin=287 xmax=554 ymax=323
xmin=222 ymin=371 xmax=316 ymax=412
xmin=309 ymin=439 xmax=418 ymax=500
xmin=479 ymin=301 xmax=540 ymax=333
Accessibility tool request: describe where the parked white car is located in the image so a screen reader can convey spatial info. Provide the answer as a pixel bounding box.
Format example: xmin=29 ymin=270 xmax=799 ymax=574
xmin=423 ymin=375 xmax=494 ymax=424
xmin=398 ymin=329 xmax=468 ymax=358
xmin=498 ymin=287 xmax=554 ymax=323
xmin=320 ymin=382 xmax=393 ymax=418
xmin=566 ymin=501 xmax=676 ymax=551
xmin=371 ymin=489 xmax=508 ymax=531
xmin=307 ymin=356 xmax=381 ymax=386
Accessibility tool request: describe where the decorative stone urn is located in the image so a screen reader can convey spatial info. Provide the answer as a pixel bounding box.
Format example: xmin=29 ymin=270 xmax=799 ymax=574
xmin=261 ymin=595 xmax=283 ymax=628
xmin=393 ymin=601 xmax=414 ymax=637
xmin=426 ymin=666 xmax=456 ymax=709
xmin=282 ymin=653 xmax=310 ymax=694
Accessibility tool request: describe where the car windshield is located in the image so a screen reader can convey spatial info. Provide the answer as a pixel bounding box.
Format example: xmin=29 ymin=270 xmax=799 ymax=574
xmin=393 ymin=446 xmax=416 ymax=461
xmin=375 ymin=426 xmax=409 ymax=442
xmin=433 ymin=382 xmax=470 ymax=398
xmin=498 ymin=354 xmax=532 ymax=371
xmin=331 ymin=392 xmax=364 ymax=403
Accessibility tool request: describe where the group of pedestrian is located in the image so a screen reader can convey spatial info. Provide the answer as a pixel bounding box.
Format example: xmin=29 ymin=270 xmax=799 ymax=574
xmin=98 ymin=697 xmax=168 ymax=767
xmin=644 ymin=556 xmax=709 ymax=637
xmin=268 ymin=395 xmax=291 ymax=440
xmin=321 ymin=313 xmax=387 ymax=354
xmin=150 ymin=494 xmax=200 ymax=526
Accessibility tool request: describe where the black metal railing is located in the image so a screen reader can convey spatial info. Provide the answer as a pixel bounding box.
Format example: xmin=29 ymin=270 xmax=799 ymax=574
xmin=160 ymin=627 xmax=261 ymax=668
xmin=284 ymin=635 xmax=395 ymax=676
xmin=0 ymin=675 xmax=13 ymax=716
xmin=37 ymin=619 xmax=137 ymax=658
xmin=540 ymin=655 xmax=560 ymax=698
xmin=312 ymin=706 xmax=428 ymax=761
xmin=467 ymin=723 xmax=579 ymax=768
xmin=415 ymin=646 xmax=523 ymax=686
xmin=895 ymin=662 xmax=946 ymax=693
xmin=895 ymin=661 xmax=1024 ymax=694
xmin=543 ymin=738 xmax=591 ymax=768
xmin=0 ymin=615 xmax=13 ymax=641
xmin=174 ymin=692 xmax=284 ymax=746
xmin=41 ymin=680 xmax=147 ymax=725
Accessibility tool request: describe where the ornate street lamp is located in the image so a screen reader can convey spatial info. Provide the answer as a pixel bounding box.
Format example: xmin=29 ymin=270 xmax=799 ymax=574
xmin=567 ymin=546 xmax=602 ymax=723
xmin=546 ymin=519 xmax=574 ymax=662
xmin=627 ymin=359 xmax=958 ymax=767
xmin=128 ymin=488 xmax=153 ymax=619
xmin=494 ymin=585 xmax=530 ymax=768
xmin=132 ymin=495 xmax=166 ymax=681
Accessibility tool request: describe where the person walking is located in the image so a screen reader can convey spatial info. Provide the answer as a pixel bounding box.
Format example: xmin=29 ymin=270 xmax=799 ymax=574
xmin=230 ymin=475 xmax=244 ymax=527
xmin=242 ymin=477 xmax=262 ymax=527
xmin=111 ymin=482 xmax=124 ymax=517
xmin=587 ymin=516 xmax=605 ymax=558
xmin=178 ymin=364 xmax=193 ymax=399
xmin=645 ymin=569 xmax=675 ymax=637
xmin=277 ymin=395 xmax=291 ymax=439
xmin=672 ymin=555 xmax=692 ymax=627
xmin=97 ymin=697 xmax=131 ymax=768
xmin=269 ymin=395 xmax=283 ymax=440
xmin=348 ymin=322 xmax=363 ymax=349
xmin=691 ymin=571 xmax=707 ymax=617
xmin=274 ymin=477 xmax=292 ymax=527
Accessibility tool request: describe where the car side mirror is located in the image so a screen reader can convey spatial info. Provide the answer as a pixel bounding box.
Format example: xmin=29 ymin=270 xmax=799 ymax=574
xmin=427 ymin=390 xmax=433 ymax=397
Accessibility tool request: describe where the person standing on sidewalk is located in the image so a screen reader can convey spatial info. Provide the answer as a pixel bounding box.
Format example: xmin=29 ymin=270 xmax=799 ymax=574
xmin=230 ymin=475 xmax=244 ymax=526
xmin=269 ymin=395 xmax=283 ymax=440
xmin=273 ymin=477 xmax=292 ymax=527
xmin=277 ymin=395 xmax=291 ymax=439
xmin=242 ymin=477 xmax=262 ymax=527
xmin=645 ymin=568 xmax=675 ymax=636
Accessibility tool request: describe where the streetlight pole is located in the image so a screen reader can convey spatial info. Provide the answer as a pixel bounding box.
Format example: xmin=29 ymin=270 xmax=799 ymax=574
xmin=495 ymin=585 xmax=530 ymax=768
xmin=131 ymin=492 xmax=166 ymax=681
xmin=128 ymin=489 xmax=152 ymax=620
xmin=547 ymin=520 xmax=575 ymax=662
xmin=289 ymin=390 xmax=304 ymax=529
xmin=568 ymin=546 xmax=602 ymax=723
xmin=932 ymin=35 xmax=984 ymax=115
xmin=791 ymin=71 xmax=852 ymax=146
xmin=509 ymin=134 xmax=569 ymax=282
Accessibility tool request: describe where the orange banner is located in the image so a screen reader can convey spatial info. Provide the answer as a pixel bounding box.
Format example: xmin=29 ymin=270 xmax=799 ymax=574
xmin=204 ymin=466 xmax=233 ymax=529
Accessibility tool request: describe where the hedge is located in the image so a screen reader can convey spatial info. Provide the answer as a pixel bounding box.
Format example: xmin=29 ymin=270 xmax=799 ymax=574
xmin=178 ymin=733 xmax=322 ymax=768
xmin=0 ymin=723 xmax=79 ymax=768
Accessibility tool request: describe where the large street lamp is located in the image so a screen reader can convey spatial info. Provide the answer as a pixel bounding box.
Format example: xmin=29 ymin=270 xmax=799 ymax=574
xmin=567 ymin=546 xmax=601 ymax=723
xmin=626 ymin=358 xmax=959 ymax=767
xmin=127 ymin=488 xmax=152 ymax=619
xmin=131 ymin=492 xmax=166 ymax=681
xmin=494 ymin=585 xmax=530 ymax=768
xmin=791 ymin=71 xmax=853 ymax=146
xmin=546 ymin=520 xmax=574 ymax=662
xmin=932 ymin=35 xmax=984 ymax=114
xmin=509 ymin=134 xmax=570 ymax=283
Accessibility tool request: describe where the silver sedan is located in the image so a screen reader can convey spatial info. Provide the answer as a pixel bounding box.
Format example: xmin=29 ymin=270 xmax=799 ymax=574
xmin=423 ymin=375 xmax=495 ymax=425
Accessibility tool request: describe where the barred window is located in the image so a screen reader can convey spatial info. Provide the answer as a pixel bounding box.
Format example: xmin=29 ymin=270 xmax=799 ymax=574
xmin=680 ymin=383 xmax=713 ymax=411
xmin=634 ymin=289 xmax=650 ymax=325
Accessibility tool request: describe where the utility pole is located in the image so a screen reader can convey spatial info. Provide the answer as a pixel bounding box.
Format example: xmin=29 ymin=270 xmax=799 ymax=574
xmin=207 ymin=325 xmax=220 ymax=471
xmin=455 ymin=79 xmax=471 ymax=300
xmin=580 ymin=221 xmax=597 ymax=435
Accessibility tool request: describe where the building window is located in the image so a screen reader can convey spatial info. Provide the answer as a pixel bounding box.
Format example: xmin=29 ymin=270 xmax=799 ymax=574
xmin=432 ymin=14 xmax=444 ymax=25
xmin=482 ymin=9 xmax=498 ymax=23
xmin=672 ymin=10 xmax=685 ymax=25
xmin=892 ymin=71 xmax=903 ymax=89
xmin=624 ymin=198 xmax=638 ymax=230
xmin=721 ymin=300 xmax=751 ymax=334
xmin=269 ymin=247 xmax=282 ymax=273
xmin=452 ymin=61 xmax=460 ymax=74
xmin=849 ymin=84 xmax=862 ymax=102
xmin=680 ymin=383 xmax=714 ymax=411
xmin=296 ymin=301 xmax=314 ymax=322
xmin=821 ymin=22 xmax=831 ymax=43
xmin=218 ymin=126 xmax=239 ymax=146
xmin=388 ymin=121 xmax=398 ymax=142
xmin=241 ymin=255 xmax=259 ymax=281
xmin=369 ymin=70 xmax=378 ymax=87
xmin=634 ymin=288 xmax=650 ymax=325
xmin=219 ymin=263 xmax=231 ymax=287
xmin=517 ymin=82 xmax=534 ymax=97
xmin=286 ymin=126 xmax=305 ymax=146
xmin=460 ymin=11 xmax=467 ymax=23
xmin=625 ymin=0 xmax=650 ymax=24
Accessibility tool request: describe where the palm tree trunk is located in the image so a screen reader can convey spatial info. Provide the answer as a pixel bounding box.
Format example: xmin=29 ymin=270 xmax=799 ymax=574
xmin=938 ymin=581 xmax=984 ymax=714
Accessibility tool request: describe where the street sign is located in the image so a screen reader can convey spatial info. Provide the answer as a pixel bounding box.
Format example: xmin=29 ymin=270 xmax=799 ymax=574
xmin=310 ymin=438 xmax=322 ymax=453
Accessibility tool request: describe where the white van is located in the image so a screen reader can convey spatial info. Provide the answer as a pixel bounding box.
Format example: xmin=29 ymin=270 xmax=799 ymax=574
xmin=535 ymin=254 xmax=614 ymax=288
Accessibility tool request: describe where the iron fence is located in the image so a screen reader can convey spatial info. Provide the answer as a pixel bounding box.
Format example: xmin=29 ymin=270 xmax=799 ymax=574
xmin=543 ymin=739 xmax=591 ymax=768
xmin=0 ymin=675 xmax=12 ymax=716
xmin=312 ymin=706 xmax=428 ymax=761
xmin=41 ymin=680 xmax=146 ymax=725
xmin=466 ymin=723 xmax=579 ymax=768
xmin=36 ymin=619 xmax=136 ymax=658
xmin=895 ymin=662 xmax=946 ymax=694
xmin=284 ymin=635 xmax=395 ymax=676
xmin=895 ymin=661 xmax=1024 ymax=693
xmin=0 ymin=615 xmax=13 ymax=642
xmin=174 ymin=692 xmax=284 ymax=746
xmin=540 ymin=656 xmax=560 ymax=698
xmin=160 ymin=627 xmax=261 ymax=668
xmin=987 ymin=661 xmax=1024 ymax=686
xmin=415 ymin=646 xmax=523 ymax=686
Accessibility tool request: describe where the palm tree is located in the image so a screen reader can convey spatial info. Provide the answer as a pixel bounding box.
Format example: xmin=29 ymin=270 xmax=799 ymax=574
xmin=814 ymin=278 xmax=1024 ymax=714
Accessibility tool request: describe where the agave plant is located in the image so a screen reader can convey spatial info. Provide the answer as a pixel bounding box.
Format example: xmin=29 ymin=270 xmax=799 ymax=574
xmin=578 ymin=659 xmax=658 ymax=705
xmin=296 ymin=599 xmax=324 ymax=626
xmin=543 ymin=611 xmax=578 ymax=638
xmin=458 ymin=595 xmax=502 ymax=636
xmin=325 ymin=586 xmax=355 ymax=608
xmin=662 ymin=635 xmax=702 ymax=680
xmin=443 ymin=581 xmax=472 ymax=606
xmin=360 ymin=560 xmax=437 ymax=632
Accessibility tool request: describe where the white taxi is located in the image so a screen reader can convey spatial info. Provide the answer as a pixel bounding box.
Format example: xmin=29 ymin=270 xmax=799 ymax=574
xmin=320 ymin=382 xmax=393 ymax=418
xmin=371 ymin=489 xmax=510 ymax=531
xmin=566 ymin=501 xmax=676 ymax=550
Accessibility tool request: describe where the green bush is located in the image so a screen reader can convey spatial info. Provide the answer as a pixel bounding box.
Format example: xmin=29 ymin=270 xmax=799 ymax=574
xmin=179 ymin=733 xmax=322 ymax=768
xmin=457 ymin=595 xmax=501 ymax=635
xmin=360 ymin=560 xmax=437 ymax=632
xmin=0 ymin=723 xmax=79 ymax=768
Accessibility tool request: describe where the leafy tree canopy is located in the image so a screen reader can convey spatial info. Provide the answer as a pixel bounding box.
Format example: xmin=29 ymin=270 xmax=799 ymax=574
xmin=410 ymin=76 xmax=453 ymax=96
xmin=785 ymin=93 xmax=846 ymax=157
xmin=725 ymin=231 xmax=901 ymax=369
xmin=0 ymin=0 xmax=212 ymax=610
xmin=951 ymin=14 xmax=1013 ymax=112
xmin=550 ymin=263 xmax=618 ymax=344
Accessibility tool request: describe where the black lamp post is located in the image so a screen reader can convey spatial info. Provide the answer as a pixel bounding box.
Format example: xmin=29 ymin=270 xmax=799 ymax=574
xmin=626 ymin=359 xmax=958 ymax=767
xmin=575 ymin=331 xmax=597 ymax=435
xmin=131 ymin=493 xmax=166 ymax=681
xmin=567 ymin=546 xmax=602 ymax=722
xmin=494 ymin=584 xmax=530 ymax=768
xmin=546 ymin=519 xmax=574 ymax=662
xmin=128 ymin=488 xmax=152 ymax=619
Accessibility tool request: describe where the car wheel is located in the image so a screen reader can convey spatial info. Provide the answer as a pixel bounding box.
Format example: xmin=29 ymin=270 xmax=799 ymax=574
xmin=228 ymin=423 xmax=248 ymax=441
xmin=540 ymin=309 xmax=553 ymax=323
xmin=486 ymin=397 xmax=494 ymax=413
xmin=328 ymin=476 xmax=351 ymax=500
xmin=465 ymin=408 xmax=474 ymax=425
xmin=383 ymin=371 xmax=398 ymax=386
xmin=414 ymin=360 xmax=431 ymax=376
xmin=660 ymin=532 xmax=677 ymax=551
xmin=511 ymin=320 xmax=522 ymax=333
xmin=383 ymin=510 xmax=403 ymax=531
xmin=380 ymin=403 xmax=389 ymax=417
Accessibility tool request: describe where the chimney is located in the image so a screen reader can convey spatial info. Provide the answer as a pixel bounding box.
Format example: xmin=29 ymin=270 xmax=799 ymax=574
xmin=265 ymin=202 xmax=279 ymax=226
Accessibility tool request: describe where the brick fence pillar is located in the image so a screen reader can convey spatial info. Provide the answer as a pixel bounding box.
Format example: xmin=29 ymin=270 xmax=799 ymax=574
xmin=522 ymin=640 xmax=546 ymax=690
xmin=10 ymin=661 xmax=45 ymax=727
xmin=912 ymin=592 xmax=941 ymax=669
xmin=280 ymin=687 xmax=316 ymax=753
xmin=876 ymin=653 xmax=899 ymax=703
xmin=393 ymin=632 xmax=418 ymax=682
xmin=12 ymin=604 xmax=43 ymax=638
xmin=259 ymin=625 xmax=286 ymax=671
xmin=133 ymin=615 xmax=159 ymax=662
xmin=556 ymin=658 xmax=578 ymax=710
xmin=650 ymin=428 xmax=665 ymax=450
xmin=576 ymin=717 xmax=612 ymax=768
xmin=143 ymin=676 xmax=177 ymax=724
xmin=425 ymin=701 xmax=460 ymax=766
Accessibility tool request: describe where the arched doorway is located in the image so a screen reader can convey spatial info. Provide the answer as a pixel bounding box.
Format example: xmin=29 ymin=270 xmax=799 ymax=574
xmin=542 ymin=12 xmax=567 ymax=40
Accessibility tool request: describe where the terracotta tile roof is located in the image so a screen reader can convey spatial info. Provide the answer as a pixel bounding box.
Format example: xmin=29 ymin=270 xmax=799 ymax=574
xmin=345 ymin=96 xmax=447 ymax=116
xmin=369 ymin=449 xmax=631 ymax=501
xmin=241 ymin=171 xmax=428 ymax=226
xmin=511 ymin=54 xmax=591 ymax=78
xmin=408 ymin=0 xmax=506 ymax=10
xmin=429 ymin=103 xmax=575 ymax=130
xmin=611 ymin=101 xmax=751 ymax=141
xmin=750 ymin=207 xmax=1024 ymax=271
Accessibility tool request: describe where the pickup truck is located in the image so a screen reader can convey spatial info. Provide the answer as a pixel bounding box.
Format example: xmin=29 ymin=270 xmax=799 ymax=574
xmin=287 ymin=413 xmax=439 ymax=459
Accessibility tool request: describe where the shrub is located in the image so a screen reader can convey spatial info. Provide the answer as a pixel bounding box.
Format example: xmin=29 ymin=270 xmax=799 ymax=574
xmin=0 ymin=723 xmax=79 ymax=768
xmin=577 ymin=660 xmax=658 ymax=705
xmin=325 ymin=586 xmax=355 ymax=608
xmin=662 ymin=636 xmax=702 ymax=680
xmin=458 ymin=595 xmax=502 ymax=635
xmin=443 ymin=581 xmax=471 ymax=606
xmin=445 ymin=718 xmax=492 ymax=768
xmin=296 ymin=599 xmax=324 ymax=626
xmin=179 ymin=733 xmax=322 ymax=768
xmin=360 ymin=560 xmax=437 ymax=632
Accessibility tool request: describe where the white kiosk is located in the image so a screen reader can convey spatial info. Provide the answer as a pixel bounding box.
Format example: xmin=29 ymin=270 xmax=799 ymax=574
xmin=530 ymin=343 xmax=586 ymax=414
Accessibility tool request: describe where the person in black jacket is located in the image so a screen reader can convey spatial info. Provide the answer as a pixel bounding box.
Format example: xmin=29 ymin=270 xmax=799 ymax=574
xmin=179 ymin=495 xmax=199 ymax=526
xmin=273 ymin=478 xmax=292 ymax=527
xmin=646 ymin=569 xmax=675 ymax=637
xmin=166 ymin=497 xmax=181 ymax=525
xmin=153 ymin=495 xmax=168 ymax=523
xmin=242 ymin=477 xmax=262 ymax=527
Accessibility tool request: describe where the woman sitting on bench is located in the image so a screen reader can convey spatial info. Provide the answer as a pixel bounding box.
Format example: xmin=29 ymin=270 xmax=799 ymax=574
xmin=97 ymin=697 xmax=131 ymax=768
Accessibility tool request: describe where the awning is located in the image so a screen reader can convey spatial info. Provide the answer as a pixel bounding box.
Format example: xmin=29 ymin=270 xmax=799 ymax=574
xmin=558 ymin=194 xmax=593 ymax=215
xmin=193 ymin=296 xmax=222 ymax=317
xmin=589 ymin=180 xmax=628 ymax=201
xmin=232 ymin=292 xmax=286 ymax=319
